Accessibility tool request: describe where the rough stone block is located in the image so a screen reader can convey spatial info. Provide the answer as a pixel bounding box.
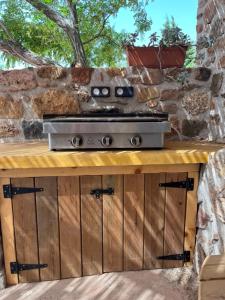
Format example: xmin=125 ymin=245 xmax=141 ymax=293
xmin=182 ymin=89 xmax=210 ymax=115
xmin=107 ymin=68 xmax=126 ymax=78
xmin=199 ymin=0 xmax=208 ymax=9
xmin=71 ymin=67 xmax=93 ymax=85
xmin=162 ymin=103 xmax=178 ymax=114
xmin=127 ymin=76 xmax=143 ymax=84
xmin=197 ymin=36 xmax=210 ymax=51
xmin=204 ymin=1 xmax=217 ymax=24
xmin=146 ymin=99 xmax=158 ymax=108
xmin=210 ymin=114 xmax=220 ymax=125
xmin=136 ymin=87 xmax=160 ymax=102
xmin=182 ymin=120 xmax=207 ymax=137
xmin=0 ymin=69 xmax=37 ymax=92
xmin=209 ymin=18 xmax=224 ymax=43
xmin=0 ymin=94 xmax=23 ymax=118
xmin=22 ymin=120 xmax=46 ymax=140
xmin=211 ymin=73 xmax=224 ymax=96
xmin=36 ymin=66 xmax=67 ymax=80
xmin=141 ymin=69 xmax=163 ymax=85
xmin=215 ymin=37 xmax=225 ymax=49
xmin=194 ymin=67 xmax=211 ymax=81
xmin=160 ymin=89 xmax=180 ymax=101
xmin=32 ymin=89 xmax=80 ymax=117
xmin=196 ymin=24 xmax=204 ymax=33
xmin=219 ymin=56 xmax=225 ymax=68
xmin=0 ymin=121 xmax=20 ymax=138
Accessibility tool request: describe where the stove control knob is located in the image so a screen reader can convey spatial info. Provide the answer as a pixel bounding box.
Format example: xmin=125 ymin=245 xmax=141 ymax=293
xmin=101 ymin=135 xmax=113 ymax=147
xmin=130 ymin=135 xmax=142 ymax=147
xmin=72 ymin=136 xmax=83 ymax=148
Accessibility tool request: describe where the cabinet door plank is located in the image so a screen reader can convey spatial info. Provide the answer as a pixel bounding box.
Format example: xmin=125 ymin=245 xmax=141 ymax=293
xmin=0 ymin=178 xmax=18 ymax=286
xmin=184 ymin=171 xmax=199 ymax=265
xmin=163 ymin=173 xmax=187 ymax=268
xmin=124 ymin=174 xmax=144 ymax=271
xmin=58 ymin=176 xmax=81 ymax=278
xmin=103 ymin=175 xmax=123 ymax=272
xmin=81 ymin=176 xmax=102 ymax=276
xmin=35 ymin=177 xmax=60 ymax=281
xmin=12 ymin=178 xmax=39 ymax=283
xmin=144 ymin=173 xmax=166 ymax=269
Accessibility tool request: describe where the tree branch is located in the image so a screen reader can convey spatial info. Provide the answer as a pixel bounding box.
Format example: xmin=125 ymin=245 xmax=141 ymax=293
xmin=0 ymin=21 xmax=14 ymax=40
xmin=25 ymin=0 xmax=87 ymax=66
xmin=25 ymin=0 xmax=70 ymax=30
xmin=66 ymin=0 xmax=78 ymax=28
xmin=0 ymin=39 xmax=57 ymax=66
xmin=65 ymin=0 xmax=87 ymax=66
xmin=83 ymin=14 xmax=110 ymax=45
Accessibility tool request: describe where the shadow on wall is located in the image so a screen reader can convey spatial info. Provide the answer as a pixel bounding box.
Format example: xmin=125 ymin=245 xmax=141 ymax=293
xmin=195 ymin=148 xmax=225 ymax=273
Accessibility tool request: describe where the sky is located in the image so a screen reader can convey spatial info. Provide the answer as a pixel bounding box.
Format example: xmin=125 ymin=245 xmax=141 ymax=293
xmin=111 ymin=0 xmax=198 ymax=44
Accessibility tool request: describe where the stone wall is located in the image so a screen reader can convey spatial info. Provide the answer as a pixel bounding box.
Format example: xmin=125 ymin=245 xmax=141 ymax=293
xmin=195 ymin=0 xmax=225 ymax=272
xmin=0 ymin=66 xmax=212 ymax=142
xmin=197 ymin=0 xmax=225 ymax=141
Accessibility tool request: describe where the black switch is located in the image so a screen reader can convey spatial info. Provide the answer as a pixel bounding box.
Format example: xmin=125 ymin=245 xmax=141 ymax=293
xmin=115 ymin=86 xmax=134 ymax=97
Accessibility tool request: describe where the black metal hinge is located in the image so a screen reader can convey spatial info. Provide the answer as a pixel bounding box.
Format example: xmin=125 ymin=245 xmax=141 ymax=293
xmin=3 ymin=185 xmax=44 ymax=198
xmin=159 ymin=178 xmax=194 ymax=191
xmin=10 ymin=262 xmax=48 ymax=274
xmin=90 ymin=188 xmax=114 ymax=199
xmin=157 ymin=251 xmax=190 ymax=263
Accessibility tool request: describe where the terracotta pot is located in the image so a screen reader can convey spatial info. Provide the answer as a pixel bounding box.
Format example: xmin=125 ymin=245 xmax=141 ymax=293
xmin=125 ymin=45 xmax=188 ymax=68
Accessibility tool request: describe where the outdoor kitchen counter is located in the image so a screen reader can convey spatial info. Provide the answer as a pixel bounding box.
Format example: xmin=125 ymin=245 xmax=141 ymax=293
xmin=0 ymin=140 xmax=223 ymax=172
xmin=0 ymin=140 xmax=223 ymax=286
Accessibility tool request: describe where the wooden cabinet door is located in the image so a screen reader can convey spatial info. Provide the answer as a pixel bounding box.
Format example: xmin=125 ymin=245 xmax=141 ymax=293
xmin=144 ymin=172 xmax=189 ymax=269
xmin=11 ymin=178 xmax=39 ymax=283
xmin=2 ymin=171 xmax=197 ymax=285
xmin=10 ymin=176 xmax=82 ymax=283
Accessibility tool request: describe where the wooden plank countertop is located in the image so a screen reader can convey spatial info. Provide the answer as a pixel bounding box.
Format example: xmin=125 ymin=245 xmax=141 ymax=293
xmin=0 ymin=140 xmax=223 ymax=170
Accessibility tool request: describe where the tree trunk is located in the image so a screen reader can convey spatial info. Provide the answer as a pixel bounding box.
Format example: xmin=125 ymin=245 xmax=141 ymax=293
xmin=68 ymin=28 xmax=87 ymax=66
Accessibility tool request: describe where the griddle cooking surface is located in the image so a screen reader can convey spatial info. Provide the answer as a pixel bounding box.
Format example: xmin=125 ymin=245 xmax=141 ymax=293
xmin=43 ymin=112 xmax=169 ymax=123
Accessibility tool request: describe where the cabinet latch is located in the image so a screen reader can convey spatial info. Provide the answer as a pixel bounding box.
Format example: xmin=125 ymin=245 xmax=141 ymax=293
xmin=3 ymin=185 xmax=44 ymax=198
xmin=159 ymin=178 xmax=194 ymax=191
xmin=10 ymin=262 xmax=48 ymax=274
xmin=90 ymin=188 xmax=114 ymax=199
xmin=157 ymin=251 xmax=190 ymax=263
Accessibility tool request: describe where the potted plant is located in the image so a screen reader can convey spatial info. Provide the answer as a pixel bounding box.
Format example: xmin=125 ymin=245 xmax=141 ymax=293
xmin=124 ymin=18 xmax=191 ymax=68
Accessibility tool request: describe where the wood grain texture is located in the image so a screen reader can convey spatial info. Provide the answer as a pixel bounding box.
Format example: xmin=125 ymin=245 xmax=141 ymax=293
xmin=0 ymin=141 xmax=221 ymax=170
xmin=103 ymin=175 xmax=123 ymax=272
xmin=35 ymin=177 xmax=60 ymax=281
xmin=58 ymin=176 xmax=81 ymax=278
xmin=184 ymin=171 xmax=199 ymax=266
xmin=200 ymin=254 xmax=225 ymax=281
xmin=81 ymin=176 xmax=102 ymax=276
xmin=162 ymin=173 xmax=187 ymax=268
xmin=199 ymin=280 xmax=225 ymax=300
xmin=144 ymin=173 xmax=166 ymax=269
xmin=12 ymin=178 xmax=39 ymax=283
xmin=0 ymin=164 xmax=200 ymax=178
xmin=0 ymin=178 xmax=18 ymax=286
xmin=124 ymin=174 xmax=144 ymax=271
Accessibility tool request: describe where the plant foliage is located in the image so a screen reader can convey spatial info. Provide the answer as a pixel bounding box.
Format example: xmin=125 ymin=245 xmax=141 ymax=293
xmin=0 ymin=0 xmax=152 ymax=67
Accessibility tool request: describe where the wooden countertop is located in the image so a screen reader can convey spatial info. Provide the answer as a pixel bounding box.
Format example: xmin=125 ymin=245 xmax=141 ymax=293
xmin=0 ymin=140 xmax=223 ymax=170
